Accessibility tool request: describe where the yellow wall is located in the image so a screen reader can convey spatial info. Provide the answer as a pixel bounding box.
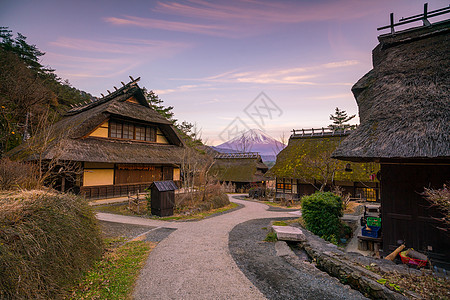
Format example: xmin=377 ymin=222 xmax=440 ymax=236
xmin=173 ymin=168 xmax=180 ymax=181
xmin=156 ymin=128 xmax=169 ymax=144
xmin=83 ymin=168 xmax=114 ymax=186
xmin=89 ymin=120 xmax=109 ymax=138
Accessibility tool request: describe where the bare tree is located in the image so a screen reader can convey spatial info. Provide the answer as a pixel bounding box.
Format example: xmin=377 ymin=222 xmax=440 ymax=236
xmin=272 ymin=131 xmax=287 ymax=157
xmin=16 ymin=108 xmax=81 ymax=191
xmin=291 ymin=147 xmax=339 ymax=192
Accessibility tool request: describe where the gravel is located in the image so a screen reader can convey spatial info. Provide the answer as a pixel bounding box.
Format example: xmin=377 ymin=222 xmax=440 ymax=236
xmin=229 ymin=218 xmax=368 ymax=300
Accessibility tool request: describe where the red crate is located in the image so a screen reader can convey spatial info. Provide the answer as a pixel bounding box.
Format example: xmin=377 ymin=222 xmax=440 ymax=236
xmin=399 ymin=251 xmax=428 ymax=267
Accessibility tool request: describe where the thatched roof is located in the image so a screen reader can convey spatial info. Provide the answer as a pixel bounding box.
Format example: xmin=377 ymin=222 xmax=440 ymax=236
xmin=268 ymin=133 xmax=379 ymax=183
xmin=333 ymin=20 xmax=450 ymax=162
xmin=209 ymin=153 xmax=268 ymax=183
xmin=8 ymin=79 xmax=185 ymax=165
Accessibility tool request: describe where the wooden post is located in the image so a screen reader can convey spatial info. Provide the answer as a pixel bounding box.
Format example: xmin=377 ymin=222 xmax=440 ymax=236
xmin=390 ymin=13 xmax=395 ymax=35
xmin=385 ymin=244 xmax=405 ymax=261
xmin=423 ymin=3 xmax=431 ymax=26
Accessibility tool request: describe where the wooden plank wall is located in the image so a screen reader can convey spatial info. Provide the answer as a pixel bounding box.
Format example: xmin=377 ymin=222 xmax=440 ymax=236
xmin=381 ymin=163 xmax=450 ymax=268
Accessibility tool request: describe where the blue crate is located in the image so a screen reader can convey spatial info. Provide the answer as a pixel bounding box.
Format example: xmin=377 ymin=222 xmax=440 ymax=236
xmin=362 ymin=226 xmax=381 ymax=238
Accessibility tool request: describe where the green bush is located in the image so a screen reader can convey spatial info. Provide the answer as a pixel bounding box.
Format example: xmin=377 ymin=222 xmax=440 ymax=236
xmin=0 ymin=190 xmax=103 ymax=299
xmin=301 ymin=192 xmax=343 ymax=243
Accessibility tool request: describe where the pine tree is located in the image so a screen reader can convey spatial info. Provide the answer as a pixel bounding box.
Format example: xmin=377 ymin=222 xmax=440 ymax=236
xmin=143 ymin=89 xmax=176 ymax=123
xmin=328 ymin=107 xmax=356 ymax=131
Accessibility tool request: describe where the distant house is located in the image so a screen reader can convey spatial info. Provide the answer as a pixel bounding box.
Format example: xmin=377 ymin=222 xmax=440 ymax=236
xmin=268 ymin=128 xmax=380 ymax=201
xmin=333 ymin=19 xmax=450 ymax=266
xmin=209 ymin=152 xmax=268 ymax=191
xmin=8 ymin=78 xmax=185 ymax=199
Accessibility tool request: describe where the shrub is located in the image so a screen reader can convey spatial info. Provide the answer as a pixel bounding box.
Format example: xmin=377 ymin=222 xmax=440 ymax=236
xmin=174 ymin=183 xmax=230 ymax=215
xmin=0 ymin=158 xmax=39 ymax=190
xmin=0 ymin=190 xmax=103 ymax=299
xmin=301 ymin=192 xmax=343 ymax=243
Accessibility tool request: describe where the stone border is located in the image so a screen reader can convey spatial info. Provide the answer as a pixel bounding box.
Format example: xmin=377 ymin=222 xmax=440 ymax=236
xmin=294 ymin=228 xmax=422 ymax=300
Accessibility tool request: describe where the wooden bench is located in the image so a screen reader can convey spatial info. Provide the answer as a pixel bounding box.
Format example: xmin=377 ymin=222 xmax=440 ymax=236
xmin=357 ymin=235 xmax=382 ymax=252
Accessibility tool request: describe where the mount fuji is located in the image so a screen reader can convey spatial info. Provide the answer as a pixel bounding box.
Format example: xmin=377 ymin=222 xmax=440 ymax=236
xmin=213 ymin=129 xmax=286 ymax=163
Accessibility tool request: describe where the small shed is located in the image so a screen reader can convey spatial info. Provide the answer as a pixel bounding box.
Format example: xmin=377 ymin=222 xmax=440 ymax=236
xmin=150 ymin=180 xmax=178 ymax=217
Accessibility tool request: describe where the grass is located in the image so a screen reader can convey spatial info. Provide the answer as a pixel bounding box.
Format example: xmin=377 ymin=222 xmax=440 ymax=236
xmin=264 ymin=231 xmax=278 ymax=242
xmin=272 ymin=220 xmax=288 ymax=226
xmin=261 ymin=200 xmax=302 ymax=209
xmin=94 ymin=202 xmax=239 ymax=221
xmin=93 ymin=202 xmax=144 ymax=216
xmin=69 ymin=238 xmax=155 ymax=300
xmin=155 ymin=202 xmax=239 ymax=220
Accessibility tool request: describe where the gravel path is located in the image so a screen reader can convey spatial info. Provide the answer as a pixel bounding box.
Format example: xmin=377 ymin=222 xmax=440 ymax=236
xmin=132 ymin=195 xmax=297 ymax=300
xmin=97 ymin=195 xmax=366 ymax=299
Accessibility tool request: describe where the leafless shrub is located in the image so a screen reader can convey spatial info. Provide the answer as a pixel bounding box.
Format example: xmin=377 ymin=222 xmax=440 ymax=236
xmin=332 ymin=185 xmax=351 ymax=210
xmin=422 ymin=183 xmax=450 ymax=228
xmin=0 ymin=158 xmax=39 ymax=190
xmin=0 ymin=190 xmax=103 ymax=299
xmin=175 ymin=183 xmax=229 ymax=215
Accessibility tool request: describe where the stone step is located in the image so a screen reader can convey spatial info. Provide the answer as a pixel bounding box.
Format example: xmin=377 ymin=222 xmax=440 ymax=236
xmin=271 ymin=225 xmax=306 ymax=242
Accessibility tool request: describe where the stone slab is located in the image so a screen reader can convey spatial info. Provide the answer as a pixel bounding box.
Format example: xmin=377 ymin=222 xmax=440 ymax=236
xmin=272 ymin=225 xmax=306 ymax=242
xmin=275 ymin=241 xmax=295 ymax=257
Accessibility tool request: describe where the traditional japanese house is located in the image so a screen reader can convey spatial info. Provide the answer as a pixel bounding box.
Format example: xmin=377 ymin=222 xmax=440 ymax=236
xmin=332 ymin=14 xmax=450 ymax=266
xmin=8 ymin=78 xmax=185 ymax=199
xmin=268 ymin=128 xmax=380 ymax=201
xmin=209 ymin=152 xmax=268 ymax=191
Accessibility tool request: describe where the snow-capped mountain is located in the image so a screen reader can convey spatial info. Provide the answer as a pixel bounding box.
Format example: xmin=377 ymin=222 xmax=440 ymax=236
xmin=213 ymin=129 xmax=286 ymax=162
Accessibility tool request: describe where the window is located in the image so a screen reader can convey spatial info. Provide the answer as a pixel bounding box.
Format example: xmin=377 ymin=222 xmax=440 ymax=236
xmin=135 ymin=126 xmax=145 ymax=140
xmin=356 ymin=187 xmax=378 ymax=202
xmin=146 ymin=127 xmax=156 ymax=141
xmin=109 ymin=120 xmax=157 ymax=142
xmin=276 ymin=182 xmax=292 ymax=190
xmin=122 ymin=123 xmax=133 ymax=139
xmin=110 ymin=121 xmax=122 ymax=138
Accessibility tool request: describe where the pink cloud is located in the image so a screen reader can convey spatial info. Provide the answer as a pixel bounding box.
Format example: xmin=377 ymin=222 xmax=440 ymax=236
xmin=104 ymin=0 xmax=391 ymax=38
xmin=154 ymin=0 xmax=390 ymax=23
xmin=105 ymin=16 xmax=234 ymax=37
xmin=50 ymin=37 xmax=189 ymax=54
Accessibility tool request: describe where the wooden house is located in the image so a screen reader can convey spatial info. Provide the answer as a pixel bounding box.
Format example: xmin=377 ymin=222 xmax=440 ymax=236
xmin=268 ymin=128 xmax=380 ymax=201
xmin=332 ymin=18 xmax=450 ymax=267
xmin=209 ymin=152 xmax=268 ymax=191
xmin=8 ymin=78 xmax=185 ymax=199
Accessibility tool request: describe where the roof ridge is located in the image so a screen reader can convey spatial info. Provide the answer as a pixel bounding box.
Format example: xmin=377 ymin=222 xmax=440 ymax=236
xmin=214 ymin=152 xmax=260 ymax=159
xmin=65 ymin=76 xmax=141 ymax=116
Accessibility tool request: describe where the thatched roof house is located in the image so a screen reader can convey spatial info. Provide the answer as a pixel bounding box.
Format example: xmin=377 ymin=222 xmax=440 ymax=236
xmin=333 ymin=17 xmax=450 ymax=266
xmin=268 ymin=128 xmax=379 ymax=200
xmin=209 ymin=152 xmax=268 ymax=190
xmin=9 ymin=78 xmax=185 ymax=199
xmin=333 ymin=20 xmax=450 ymax=162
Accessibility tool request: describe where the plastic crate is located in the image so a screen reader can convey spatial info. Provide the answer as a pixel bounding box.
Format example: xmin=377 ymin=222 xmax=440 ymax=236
xmin=361 ymin=226 xmax=381 ymax=238
xmin=399 ymin=251 xmax=428 ymax=267
xmin=366 ymin=217 xmax=381 ymax=227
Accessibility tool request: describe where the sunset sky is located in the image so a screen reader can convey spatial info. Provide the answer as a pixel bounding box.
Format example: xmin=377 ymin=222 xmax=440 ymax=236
xmin=2 ymin=0 xmax=448 ymax=145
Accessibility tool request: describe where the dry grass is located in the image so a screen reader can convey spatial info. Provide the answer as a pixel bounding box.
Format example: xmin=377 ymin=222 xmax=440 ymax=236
xmin=0 ymin=158 xmax=40 ymax=190
xmin=344 ymin=201 xmax=361 ymax=214
xmin=0 ymin=190 xmax=103 ymax=299
xmin=174 ymin=184 xmax=230 ymax=215
xmin=366 ymin=264 xmax=450 ymax=299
